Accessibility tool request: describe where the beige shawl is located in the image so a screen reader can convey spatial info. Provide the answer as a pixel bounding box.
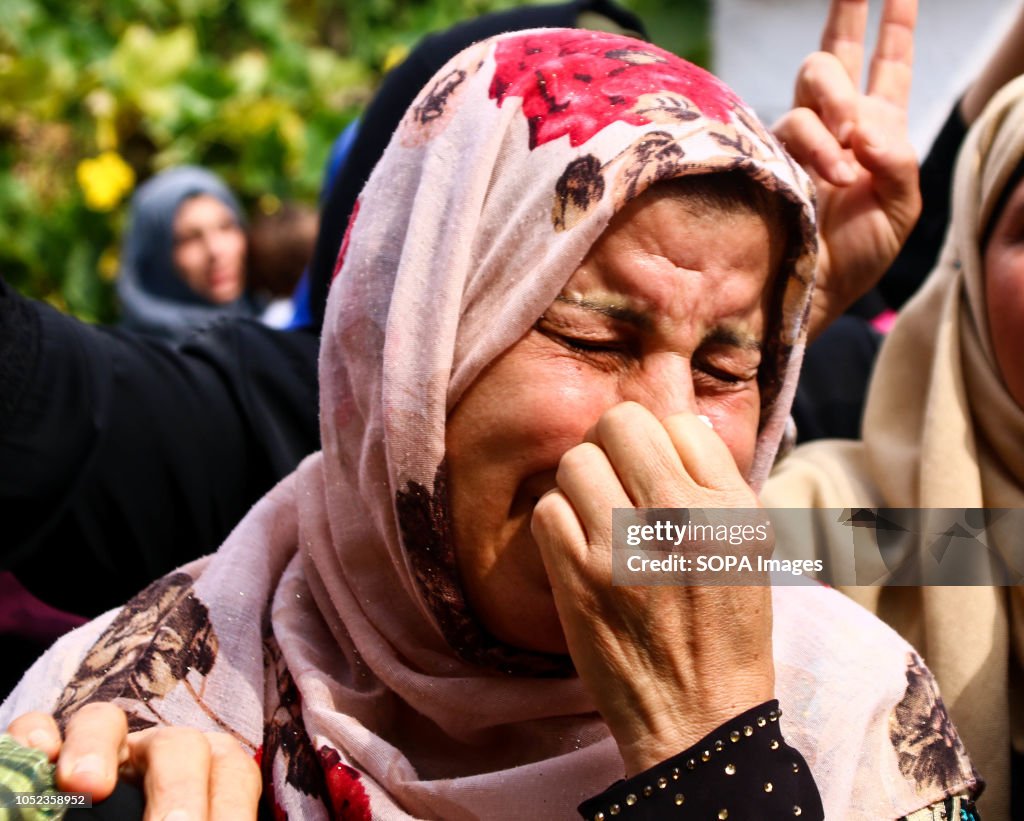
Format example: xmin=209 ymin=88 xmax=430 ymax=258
xmin=764 ymin=75 xmax=1024 ymax=820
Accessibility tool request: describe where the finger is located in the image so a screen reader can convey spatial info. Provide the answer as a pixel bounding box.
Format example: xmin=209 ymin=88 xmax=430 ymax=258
xmin=532 ymin=487 xmax=607 ymax=603
xmin=662 ymin=412 xmax=742 ymax=490
xmin=866 ymin=0 xmax=916 ymax=108
xmin=547 ymin=442 xmax=627 ymax=548
xmin=207 ymin=734 xmax=261 ymax=820
xmin=531 ymin=489 xmax=614 ymax=662
xmin=773 ymin=106 xmax=858 ymax=187
xmin=819 ymin=0 xmax=869 ymax=83
xmin=54 ymin=703 xmax=129 ymax=800
xmin=848 ymin=115 xmax=921 ymax=240
xmin=792 ymin=51 xmax=860 ymax=147
xmin=130 ymin=727 xmax=212 ymax=821
xmin=7 ymin=712 xmax=62 ymax=761
xmin=592 ymin=402 xmax=689 ymax=507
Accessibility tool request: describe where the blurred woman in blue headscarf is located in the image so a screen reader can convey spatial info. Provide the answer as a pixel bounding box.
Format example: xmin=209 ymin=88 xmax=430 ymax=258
xmin=117 ymin=166 xmax=259 ymax=341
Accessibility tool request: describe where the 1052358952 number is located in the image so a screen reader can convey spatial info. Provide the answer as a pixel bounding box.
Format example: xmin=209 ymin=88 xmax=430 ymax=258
xmin=1 ymin=791 xmax=92 ymax=809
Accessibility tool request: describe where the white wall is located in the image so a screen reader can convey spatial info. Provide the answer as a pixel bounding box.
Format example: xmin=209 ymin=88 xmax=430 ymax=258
xmin=712 ymin=0 xmax=1018 ymax=155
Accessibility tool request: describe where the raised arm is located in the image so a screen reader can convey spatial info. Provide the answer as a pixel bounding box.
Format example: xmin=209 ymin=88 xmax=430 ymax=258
xmin=773 ymin=0 xmax=920 ymax=339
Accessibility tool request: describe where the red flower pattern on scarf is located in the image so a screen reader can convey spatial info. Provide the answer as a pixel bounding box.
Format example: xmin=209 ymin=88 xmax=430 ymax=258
xmin=333 ymin=198 xmax=361 ymax=281
xmin=489 ymin=31 xmax=737 ymax=149
xmin=319 ymin=746 xmax=372 ymax=821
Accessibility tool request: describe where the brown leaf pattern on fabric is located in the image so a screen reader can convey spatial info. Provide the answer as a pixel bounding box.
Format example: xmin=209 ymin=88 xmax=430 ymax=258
xmin=400 ymin=42 xmax=488 ymax=148
xmin=889 ymin=652 xmax=975 ymax=794
xmin=53 ymin=572 xmax=218 ymax=732
xmin=552 ymin=155 xmax=605 ymax=231
xmin=614 ymin=130 xmax=687 ymax=205
xmin=396 ymin=462 xmax=572 ymax=676
xmin=412 ymin=69 xmax=467 ymax=126
xmin=261 ymin=637 xmax=332 ymax=807
xmin=632 ymin=93 xmax=702 ymax=124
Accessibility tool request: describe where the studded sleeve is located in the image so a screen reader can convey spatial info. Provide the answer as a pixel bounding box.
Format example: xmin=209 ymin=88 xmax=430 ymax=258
xmin=577 ymin=701 xmax=823 ymax=821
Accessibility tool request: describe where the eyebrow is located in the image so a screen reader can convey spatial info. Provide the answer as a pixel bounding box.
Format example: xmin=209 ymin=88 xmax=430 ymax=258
xmin=701 ymin=326 xmax=763 ymax=353
xmin=555 ymin=295 xmax=762 ymax=352
xmin=555 ymin=295 xmax=654 ymax=331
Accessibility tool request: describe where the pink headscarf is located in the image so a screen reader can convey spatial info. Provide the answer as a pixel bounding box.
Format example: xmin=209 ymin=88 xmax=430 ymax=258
xmin=2 ymin=30 xmax=978 ymax=819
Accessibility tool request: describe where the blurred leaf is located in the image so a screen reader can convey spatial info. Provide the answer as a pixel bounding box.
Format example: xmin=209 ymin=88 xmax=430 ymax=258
xmin=229 ymin=50 xmax=269 ymax=97
xmin=109 ymin=25 xmax=197 ymax=93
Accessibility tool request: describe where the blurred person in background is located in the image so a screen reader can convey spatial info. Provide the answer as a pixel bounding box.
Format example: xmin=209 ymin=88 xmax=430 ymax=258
xmin=116 ymin=166 xmax=261 ymax=342
xmin=248 ymin=201 xmax=320 ymax=328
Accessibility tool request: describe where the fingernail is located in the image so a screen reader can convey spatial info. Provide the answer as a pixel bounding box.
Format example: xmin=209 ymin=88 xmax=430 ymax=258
xmin=837 ymin=121 xmax=854 ymax=145
xmin=70 ymin=754 xmax=104 ymax=776
xmin=834 ymin=161 xmax=857 ymax=184
xmin=163 ymin=810 xmax=193 ymax=821
xmin=698 ymin=414 xmax=714 ymax=429
xmin=26 ymin=729 xmax=52 ymax=749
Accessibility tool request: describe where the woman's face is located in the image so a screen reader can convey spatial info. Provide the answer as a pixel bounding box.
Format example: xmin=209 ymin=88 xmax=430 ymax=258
xmin=984 ymin=175 xmax=1024 ymax=409
xmin=172 ymin=194 xmax=247 ymax=304
xmin=445 ymin=187 xmax=781 ymax=653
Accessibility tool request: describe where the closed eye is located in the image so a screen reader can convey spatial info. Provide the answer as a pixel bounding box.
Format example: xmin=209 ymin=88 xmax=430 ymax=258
xmin=693 ymin=352 xmax=759 ymax=388
xmin=696 ymin=363 xmax=746 ymax=384
xmin=556 ymin=334 xmax=629 ymax=356
xmin=534 ymin=317 xmax=634 ymax=359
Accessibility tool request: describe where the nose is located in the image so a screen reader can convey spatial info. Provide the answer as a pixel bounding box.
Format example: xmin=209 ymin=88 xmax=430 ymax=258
xmin=620 ymin=351 xmax=697 ymax=421
xmin=204 ymin=229 xmax=229 ymax=263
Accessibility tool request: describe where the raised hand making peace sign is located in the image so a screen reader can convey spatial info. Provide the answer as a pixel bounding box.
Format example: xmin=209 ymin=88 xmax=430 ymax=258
xmin=774 ymin=0 xmax=920 ymax=338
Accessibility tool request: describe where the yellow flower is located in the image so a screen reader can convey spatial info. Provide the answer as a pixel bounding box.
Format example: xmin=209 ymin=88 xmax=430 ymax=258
xmin=76 ymin=151 xmax=136 ymax=212
xmin=382 ymin=43 xmax=409 ymax=74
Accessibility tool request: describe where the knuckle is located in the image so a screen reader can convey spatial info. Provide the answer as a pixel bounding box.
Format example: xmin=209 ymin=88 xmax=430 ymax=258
xmin=607 ymin=399 xmax=641 ymax=421
xmin=7 ymin=710 xmax=53 ymax=733
xmin=598 ymin=400 xmax=646 ymax=434
xmin=205 ymin=732 xmax=251 ymax=763
xmin=149 ymin=725 xmax=209 ymax=757
xmin=7 ymin=711 xmax=60 ymax=751
xmin=531 ymin=491 xmax=564 ymax=538
xmin=557 ymin=441 xmax=600 ymax=475
xmin=76 ymin=701 xmax=128 ymax=726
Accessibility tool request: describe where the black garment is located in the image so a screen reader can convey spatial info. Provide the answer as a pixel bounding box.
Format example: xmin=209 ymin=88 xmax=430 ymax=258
xmin=792 ymin=315 xmax=883 ymax=443
xmin=304 ymin=0 xmax=647 ymax=330
xmin=579 ymin=701 xmax=824 ymax=820
xmin=0 ymin=276 xmax=319 ymax=692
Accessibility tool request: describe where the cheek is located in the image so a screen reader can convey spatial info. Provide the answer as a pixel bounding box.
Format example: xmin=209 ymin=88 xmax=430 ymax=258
xmin=173 ymin=246 xmax=205 ymax=285
xmin=450 ymin=354 xmax=615 ymax=478
xmin=226 ymin=232 xmax=248 ymax=271
xmin=696 ymin=393 xmax=761 ymax=477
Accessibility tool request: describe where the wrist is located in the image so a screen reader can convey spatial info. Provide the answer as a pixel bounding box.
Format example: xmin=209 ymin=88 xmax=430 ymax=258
xmin=614 ymin=678 xmax=775 ymax=776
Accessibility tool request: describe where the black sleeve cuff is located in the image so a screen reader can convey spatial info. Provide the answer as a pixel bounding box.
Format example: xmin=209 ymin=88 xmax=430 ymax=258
xmin=578 ymin=700 xmax=823 ymax=820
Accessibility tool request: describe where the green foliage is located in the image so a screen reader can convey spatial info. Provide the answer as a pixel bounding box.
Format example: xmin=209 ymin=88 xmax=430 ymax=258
xmin=2 ymin=0 xmax=707 ymax=321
